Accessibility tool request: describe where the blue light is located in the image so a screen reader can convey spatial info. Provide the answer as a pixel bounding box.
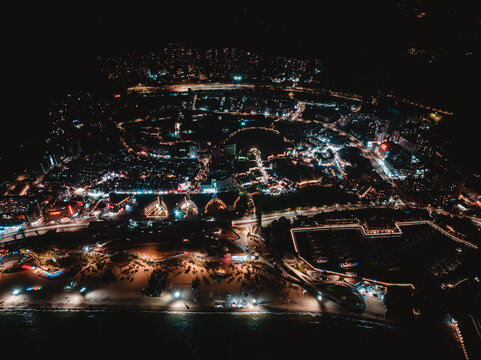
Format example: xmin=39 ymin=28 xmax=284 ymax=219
xmin=47 ymin=270 xmax=64 ymax=278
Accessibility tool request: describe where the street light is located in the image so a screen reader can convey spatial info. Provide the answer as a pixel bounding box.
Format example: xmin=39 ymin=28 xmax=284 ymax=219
xmin=12 ymin=289 xmax=21 ymax=296
xmin=174 ymin=290 xmax=181 ymax=299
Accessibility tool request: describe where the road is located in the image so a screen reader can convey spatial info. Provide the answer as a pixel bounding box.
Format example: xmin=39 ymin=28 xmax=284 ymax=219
xmin=1 ymin=204 xmax=398 ymax=243
xmin=232 ymin=204 xmax=403 ymax=227
xmin=319 ymin=122 xmax=393 ymax=183
xmin=0 ymin=221 xmax=91 ymax=243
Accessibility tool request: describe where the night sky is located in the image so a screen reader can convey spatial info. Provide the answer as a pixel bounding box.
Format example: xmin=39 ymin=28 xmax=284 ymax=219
xmin=3 ymin=2 xmax=480 ymax=168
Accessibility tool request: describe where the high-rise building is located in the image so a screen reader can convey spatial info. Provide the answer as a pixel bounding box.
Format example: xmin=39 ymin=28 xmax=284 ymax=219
xmin=375 ymin=121 xmax=390 ymax=143
xmin=340 ymin=113 xmax=350 ymax=127
xmin=189 ymin=145 xmax=199 ymax=159
xmin=398 ymin=136 xmax=418 ymax=153
xmin=187 ymin=88 xmax=195 ymax=110
xmin=391 ymin=129 xmax=401 ymax=143
xmin=224 ymin=143 xmax=237 ymax=156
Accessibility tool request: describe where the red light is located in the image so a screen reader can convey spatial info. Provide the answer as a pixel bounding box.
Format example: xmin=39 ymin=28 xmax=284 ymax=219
xmin=68 ymin=205 xmax=74 ymax=215
xmin=49 ymin=211 xmax=62 ymax=216
xmin=226 ymin=253 xmax=231 ymax=257
xmin=380 ymin=143 xmax=388 ymax=151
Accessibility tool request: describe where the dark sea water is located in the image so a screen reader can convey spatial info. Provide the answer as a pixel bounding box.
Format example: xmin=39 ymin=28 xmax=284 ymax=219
xmin=0 ymin=311 xmax=461 ymax=359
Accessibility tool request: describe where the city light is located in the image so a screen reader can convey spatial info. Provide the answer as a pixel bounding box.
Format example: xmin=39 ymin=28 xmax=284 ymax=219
xmin=0 ymin=25 xmax=478 ymax=357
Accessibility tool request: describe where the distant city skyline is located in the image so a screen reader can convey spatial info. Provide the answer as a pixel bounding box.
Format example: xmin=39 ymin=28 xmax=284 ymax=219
xmin=4 ymin=2 xmax=479 ymax=168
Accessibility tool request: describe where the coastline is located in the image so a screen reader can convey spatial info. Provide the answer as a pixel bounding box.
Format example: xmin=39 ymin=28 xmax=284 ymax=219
xmin=0 ymin=301 xmax=397 ymax=330
xmin=0 ymin=302 xmax=461 ymax=360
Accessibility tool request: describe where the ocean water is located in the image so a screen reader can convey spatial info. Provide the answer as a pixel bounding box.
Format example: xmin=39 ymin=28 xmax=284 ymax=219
xmin=0 ymin=311 xmax=461 ymax=359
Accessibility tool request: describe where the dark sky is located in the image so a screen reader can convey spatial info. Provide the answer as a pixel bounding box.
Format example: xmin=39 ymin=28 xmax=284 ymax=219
xmin=11 ymin=2 xmax=480 ymax=93
xmin=2 ymin=2 xmax=480 ymax=164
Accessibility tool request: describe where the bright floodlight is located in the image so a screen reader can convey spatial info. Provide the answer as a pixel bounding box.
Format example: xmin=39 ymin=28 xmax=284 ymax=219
xmin=317 ymin=295 xmax=322 ymax=301
xmin=80 ymin=287 xmax=87 ymax=294
xmin=252 ymin=298 xmax=257 ymax=304
xmin=174 ymin=290 xmax=180 ymax=298
xmin=12 ymin=289 xmax=21 ymax=295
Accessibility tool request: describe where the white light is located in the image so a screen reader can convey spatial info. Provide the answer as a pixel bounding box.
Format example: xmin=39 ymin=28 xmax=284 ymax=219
xmin=12 ymin=289 xmax=21 ymax=295
xmin=174 ymin=291 xmax=180 ymax=298
xmin=317 ymin=295 xmax=322 ymax=301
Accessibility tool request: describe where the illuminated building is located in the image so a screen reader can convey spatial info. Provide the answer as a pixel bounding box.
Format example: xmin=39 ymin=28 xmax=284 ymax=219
xmin=176 ymin=196 xmax=199 ymax=219
xmin=391 ymin=129 xmax=401 ymax=143
xmin=44 ymin=201 xmax=80 ymax=221
xmin=223 ymin=143 xmax=237 ymax=156
xmin=397 ymin=136 xmax=418 ymax=153
xmin=8 ymin=182 xmax=30 ymax=196
xmin=189 ymin=145 xmax=199 ymax=159
xmin=204 ymin=196 xmax=228 ymax=216
xmin=200 ymin=183 xmax=216 ymax=194
xmin=374 ymin=143 xmax=389 ymax=159
xmin=339 ymin=113 xmax=350 ymax=127
xmin=144 ymin=197 xmax=169 ymax=219
xmin=108 ymin=193 xmax=131 ymax=213
xmin=187 ymin=88 xmax=195 ymax=110
xmin=375 ymin=120 xmax=390 ymax=143
xmin=0 ymin=196 xmax=41 ymax=226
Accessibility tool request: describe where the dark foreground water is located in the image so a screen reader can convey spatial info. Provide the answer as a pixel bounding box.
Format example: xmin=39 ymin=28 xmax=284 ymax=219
xmin=0 ymin=311 xmax=461 ymax=359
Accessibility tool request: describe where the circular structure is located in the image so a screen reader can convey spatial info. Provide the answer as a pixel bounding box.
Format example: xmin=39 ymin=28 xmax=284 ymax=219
xmin=226 ymin=127 xmax=286 ymax=158
xmin=317 ymin=147 xmax=335 ymax=165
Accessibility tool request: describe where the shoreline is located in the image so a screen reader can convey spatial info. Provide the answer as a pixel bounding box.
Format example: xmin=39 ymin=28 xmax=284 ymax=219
xmin=0 ymin=303 xmax=398 ymax=330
